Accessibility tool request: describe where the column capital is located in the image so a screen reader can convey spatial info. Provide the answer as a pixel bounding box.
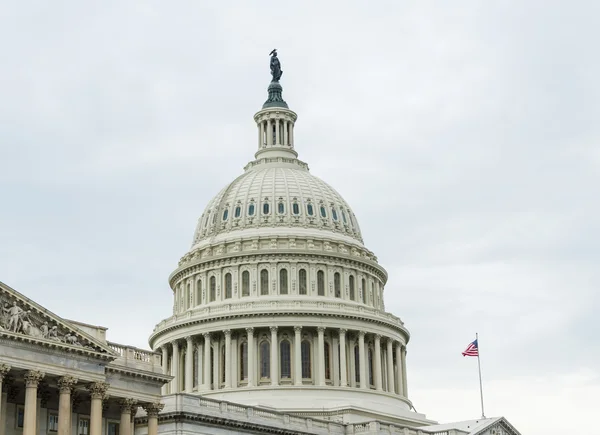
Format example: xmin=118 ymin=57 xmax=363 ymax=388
xmin=185 ymin=335 xmax=194 ymax=344
xmin=294 ymin=326 xmax=302 ymax=333
xmin=119 ymin=398 xmax=138 ymax=413
xmin=358 ymin=330 xmax=366 ymax=338
xmin=23 ymin=370 xmax=45 ymax=387
xmin=339 ymin=328 xmax=347 ymax=335
xmin=203 ymin=332 xmax=211 ymax=339
xmin=269 ymin=326 xmax=278 ymax=333
xmin=87 ymin=382 xmax=110 ymax=400
xmin=317 ymin=326 xmax=326 ymax=333
xmin=374 ymin=334 xmax=382 ymax=340
xmin=0 ymin=363 xmax=11 ymax=380
xmin=224 ymin=329 xmax=231 ymax=337
xmin=57 ymin=376 xmax=78 ymax=393
xmin=143 ymin=402 xmax=165 ymax=418
xmin=245 ymin=327 xmax=254 ymax=334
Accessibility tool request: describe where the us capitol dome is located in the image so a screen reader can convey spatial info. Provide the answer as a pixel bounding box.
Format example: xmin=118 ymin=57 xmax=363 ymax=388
xmin=149 ymin=52 xmax=427 ymax=426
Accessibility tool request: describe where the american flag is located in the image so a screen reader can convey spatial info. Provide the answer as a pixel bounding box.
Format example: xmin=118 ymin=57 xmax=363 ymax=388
xmin=462 ymin=339 xmax=479 ymax=357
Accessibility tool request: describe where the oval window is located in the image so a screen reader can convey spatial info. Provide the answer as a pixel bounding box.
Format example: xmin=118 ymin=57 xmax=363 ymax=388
xmin=307 ymin=204 xmax=314 ymax=216
xmin=278 ymin=202 xmax=285 ymax=214
xmin=234 ymin=206 xmax=241 ymax=218
xmin=332 ymin=208 xmax=338 ymax=221
xmin=263 ymin=203 xmax=270 ymax=215
xmin=320 ymin=206 xmax=327 ymax=218
xmin=292 ymin=203 xmax=300 ymax=215
xmin=248 ymin=204 xmax=255 ymax=216
xmin=222 ymin=209 xmax=229 ymax=221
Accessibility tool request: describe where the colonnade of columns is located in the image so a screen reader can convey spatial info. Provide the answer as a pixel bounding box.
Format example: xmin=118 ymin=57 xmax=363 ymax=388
xmin=0 ymin=364 xmax=164 ymax=435
xmin=160 ymin=326 xmax=408 ymax=398
xmin=258 ymin=117 xmax=294 ymax=148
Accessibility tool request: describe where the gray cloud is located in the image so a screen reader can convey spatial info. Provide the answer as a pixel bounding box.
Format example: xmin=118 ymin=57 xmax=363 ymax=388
xmin=1 ymin=1 xmax=598 ymax=434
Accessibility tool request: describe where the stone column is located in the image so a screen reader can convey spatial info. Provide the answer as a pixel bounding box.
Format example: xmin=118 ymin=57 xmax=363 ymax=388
xmin=196 ymin=341 xmax=203 ymax=389
xmin=339 ymin=329 xmax=347 ymax=387
xmin=395 ymin=344 xmax=404 ymax=396
xmin=171 ymin=340 xmax=180 ymax=393
xmin=401 ymin=346 xmax=408 ymax=397
xmin=270 ymin=326 xmax=278 ymax=386
xmin=185 ymin=336 xmax=194 ymax=393
xmin=289 ymin=122 xmax=294 ymax=147
xmin=203 ymin=333 xmax=211 ymax=390
xmin=212 ymin=335 xmax=219 ymax=390
xmin=22 ymin=370 xmax=44 ymax=435
xmin=119 ymin=399 xmax=136 ymax=435
xmin=349 ymin=336 xmax=356 ymax=388
xmin=374 ymin=335 xmax=383 ymax=390
xmin=129 ymin=403 xmax=138 ymax=435
xmin=161 ymin=345 xmax=169 ymax=394
xmin=358 ymin=331 xmax=367 ymax=389
xmin=267 ymin=119 xmax=272 ymax=146
xmin=224 ymin=330 xmax=232 ymax=388
xmin=332 ymin=334 xmax=339 ymax=387
xmin=294 ymin=326 xmax=302 ymax=385
xmin=275 ymin=119 xmax=280 ymax=145
xmin=143 ymin=403 xmax=164 ymax=435
xmin=246 ymin=327 xmax=255 ymax=387
xmin=57 ymin=376 xmax=77 ymax=435
xmin=258 ymin=122 xmax=262 ymax=148
xmin=386 ymin=339 xmax=395 ymax=393
xmin=317 ymin=327 xmax=326 ymax=386
xmin=283 ymin=121 xmax=288 ymax=145
xmin=0 ymin=365 xmax=10 ymax=435
xmin=87 ymin=383 xmax=108 ymax=435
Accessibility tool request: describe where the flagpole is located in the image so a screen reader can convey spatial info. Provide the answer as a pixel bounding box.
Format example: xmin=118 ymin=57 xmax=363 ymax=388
xmin=476 ymin=332 xmax=485 ymax=418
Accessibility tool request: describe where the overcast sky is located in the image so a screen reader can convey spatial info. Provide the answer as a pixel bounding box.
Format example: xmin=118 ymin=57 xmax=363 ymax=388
xmin=1 ymin=2 xmax=598 ymax=434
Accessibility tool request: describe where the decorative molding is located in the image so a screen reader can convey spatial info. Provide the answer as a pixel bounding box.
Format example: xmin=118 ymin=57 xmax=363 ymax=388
xmin=57 ymin=375 xmax=78 ymax=393
xmin=23 ymin=370 xmax=45 ymax=387
xmin=87 ymin=382 xmax=110 ymax=400
xmin=142 ymin=402 xmax=164 ymax=418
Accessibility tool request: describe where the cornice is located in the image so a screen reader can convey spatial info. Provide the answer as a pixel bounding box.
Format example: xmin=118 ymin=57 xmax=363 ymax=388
xmin=105 ymin=365 xmax=172 ymax=384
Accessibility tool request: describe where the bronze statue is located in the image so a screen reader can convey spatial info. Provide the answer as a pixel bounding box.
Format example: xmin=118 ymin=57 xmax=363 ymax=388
xmin=270 ymin=49 xmax=283 ymax=82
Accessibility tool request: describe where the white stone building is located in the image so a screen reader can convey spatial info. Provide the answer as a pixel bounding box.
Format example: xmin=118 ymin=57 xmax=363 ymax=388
xmin=0 ymin=64 xmax=522 ymax=435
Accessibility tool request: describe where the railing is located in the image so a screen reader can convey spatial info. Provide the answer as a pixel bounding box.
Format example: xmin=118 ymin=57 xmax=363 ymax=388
xmin=107 ymin=341 xmax=162 ymax=374
xmin=153 ymin=298 xmax=404 ymax=333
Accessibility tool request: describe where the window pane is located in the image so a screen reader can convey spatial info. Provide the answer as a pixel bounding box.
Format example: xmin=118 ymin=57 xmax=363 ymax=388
xmin=221 ymin=346 xmax=226 ymax=383
xmin=260 ymin=270 xmax=269 ymax=295
xmin=222 ymin=209 xmax=229 ymax=221
xmin=234 ymin=206 xmax=241 ymax=218
xmin=242 ymin=271 xmax=250 ymax=296
xmin=354 ymin=346 xmax=360 ymax=383
xmin=260 ymin=341 xmax=270 ymax=378
xmin=320 ymin=206 xmax=327 ymax=218
xmin=362 ymin=279 xmax=366 ymax=303
xmin=225 ymin=273 xmax=232 ymax=299
xmin=307 ymin=204 xmax=314 ymax=216
xmin=240 ymin=342 xmax=248 ymax=380
xmin=263 ymin=203 xmax=270 ymax=215
xmin=324 ymin=342 xmax=331 ymax=380
xmin=334 ymin=273 xmax=341 ymax=298
xmin=280 ymin=269 xmax=288 ymax=294
xmin=342 ymin=210 xmax=347 ymax=223
xmin=280 ymin=341 xmax=291 ymax=378
xmin=210 ymin=276 xmax=216 ymax=302
xmin=278 ymin=202 xmax=284 ymax=214
xmin=332 ymin=208 xmax=338 ymax=221
xmin=301 ymin=341 xmax=311 ymax=378
xmin=249 ymin=204 xmax=255 ymax=216
xmin=368 ymin=349 xmax=374 ymax=386
xmin=292 ymin=203 xmax=300 ymax=215
xmin=299 ymin=269 xmax=307 ymax=295
xmin=317 ymin=271 xmax=325 ymax=296
xmin=349 ymin=276 xmax=355 ymax=301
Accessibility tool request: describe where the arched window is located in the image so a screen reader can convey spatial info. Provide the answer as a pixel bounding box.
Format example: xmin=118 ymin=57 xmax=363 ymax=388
xmin=298 ymin=269 xmax=307 ymax=295
xmin=234 ymin=206 xmax=241 ymax=218
xmin=301 ymin=340 xmax=311 ymax=379
xmin=334 ymin=272 xmax=341 ymax=298
xmin=331 ymin=207 xmax=338 ymax=221
xmin=242 ymin=271 xmax=250 ymax=297
xmin=368 ymin=348 xmax=374 ymax=387
xmin=260 ymin=269 xmax=269 ymax=295
xmin=292 ymin=203 xmax=300 ymax=215
xmin=224 ymin=273 xmax=232 ymax=299
xmin=248 ymin=203 xmax=255 ymax=216
xmin=260 ymin=341 xmax=270 ymax=379
xmin=324 ymin=342 xmax=331 ymax=380
xmin=307 ymin=203 xmax=314 ymax=216
xmin=362 ymin=278 xmax=367 ymax=303
xmin=210 ymin=276 xmax=216 ymax=302
xmin=320 ymin=205 xmax=327 ymax=218
xmin=263 ymin=202 xmax=270 ymax=215
xmin=240 ymin=341 xmax=248 ymax=380
xmin=280 ymin=340 xmax=291 ymax=379
xmin=317 ymin=270 xmax=325 ymax=296
xmin=354 ymin=345 xmax=360 ymax=383
xmin=221 ymin=346 xmax=226 ymax=383
xmin=349 ymin=276 xmax=355 ymax=301
xmin=196 ymin=279 xmax=202 ymax=305
xmin=279 ymin=269 xmax=288 ymax=294
xmin=278 ymin=202 xmax=285 ymax=214
xmin=222 ymin=209 xmax=229 ymax=221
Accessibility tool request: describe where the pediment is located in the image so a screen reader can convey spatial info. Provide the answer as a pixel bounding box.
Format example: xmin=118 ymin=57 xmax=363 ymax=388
xmin=473 ymin=417 xmax=521 ymax=435
xmin=0 ymin=280 xmax=117 ymax=358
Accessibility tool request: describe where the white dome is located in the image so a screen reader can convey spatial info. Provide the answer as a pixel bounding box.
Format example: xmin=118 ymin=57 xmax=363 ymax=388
xmin=191 ymin=159 xmax=364 ymax=250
